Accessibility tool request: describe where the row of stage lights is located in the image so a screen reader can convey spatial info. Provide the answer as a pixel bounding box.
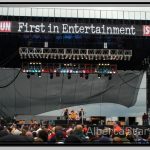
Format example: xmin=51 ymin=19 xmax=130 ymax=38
xmin=26 ymin=72 xmax=113 ymax=80
xmin=22 ymin=62 xmax=116 ymax=80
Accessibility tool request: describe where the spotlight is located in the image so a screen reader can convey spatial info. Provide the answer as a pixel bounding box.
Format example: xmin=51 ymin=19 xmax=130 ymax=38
xmin=80 ymin=73 xmax=84 ymax=78
xmin=68 ymin=73 xmax=71 ymax=79
xmin=38 ymin=72 xmax=42 ymax=78
xmin=85 ymin=74 xmax=89 ymax=80
xmin=98 ymin=74 xmax=101 ymax=78
xmin=50 ymin=73 xmax=53 ymax=79
xmin=108 ymin=74 xmax=112 ymax=80
xmin=23 ymin=69 xmax=26 ymax=73
xmin=27 ymin=73 xmax=30 ymax=79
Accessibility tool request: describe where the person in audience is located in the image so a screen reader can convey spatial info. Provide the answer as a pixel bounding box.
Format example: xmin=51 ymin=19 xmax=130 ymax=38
xmin=34 ymin=137 xmax=43 ymax=144
xmin=73 ymin=124 xmax=88 ymax=142
xmin=32 ymin=131 xmax=37 ymax=140
xmin=113 ymin=121 xmax=122 ymax=134
xmin=38 ymin=129 xmax=48 ymax=142
xmin=65 ymin=134 xmax=82 ymax=144
xmin=1 ymin=117 xmax=150 ymax=145
xmin=0 ymin=129 xmax=9 ymax=138
xmin=49 ymin=125 xmax=66 ymax=143
xmin=113 ymin=137 xmax=122 ymax=144
xmin=98 ymin=128 xmax=113 ymax=144
xmin=11 ymin=124 xmax=22 ymax=136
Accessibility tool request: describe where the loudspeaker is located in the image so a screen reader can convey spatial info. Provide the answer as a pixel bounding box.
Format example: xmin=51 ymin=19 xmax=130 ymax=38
xmin=118 ymin=117 xmax=125 ymax=122
xmin=91 ymin=116 xmax=106 ymax=125
xmin=128 ymin=117 xmax=136 ymax=125
xmin=57 ymin=117 xmax=60 ymax=120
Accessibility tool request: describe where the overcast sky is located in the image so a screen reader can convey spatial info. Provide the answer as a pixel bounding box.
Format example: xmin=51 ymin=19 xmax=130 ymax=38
xmin=44 ymin=7 xmax=150 ymax=11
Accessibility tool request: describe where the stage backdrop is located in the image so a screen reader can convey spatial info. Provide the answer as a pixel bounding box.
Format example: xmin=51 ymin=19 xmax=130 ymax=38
xmin=0 ymin=68 xmax=145 ymax=118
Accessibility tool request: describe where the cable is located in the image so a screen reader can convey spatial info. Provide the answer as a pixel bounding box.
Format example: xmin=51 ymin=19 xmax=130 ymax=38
xmin=29 ymin=77 xmax=32 ymax=114
xmin=87 ymin=71 xmax=146 ymax=99
xmin=59 ymin=74 xmax=64 ymax=108
xmin=0 ymin=52 xmax=18 ymax=84
xmin=87 ymin=85 xmax=114 ymax=99
xmin=0 ymin=52 xmax=17 ymax=67
xmin=116 ymin=71 xmax=146 ymax=90
xmin=45 ymin=74 xmax=48 ymax=112
xmin=0 ymin=69 xmax=21 ymax=88
xmin=73 ymin=74 xmax=78 ymax=104
xmin=89 ymin=75 xmax=95 ymax=97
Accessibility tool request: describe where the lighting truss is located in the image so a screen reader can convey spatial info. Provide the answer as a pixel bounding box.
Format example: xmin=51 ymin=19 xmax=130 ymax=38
xmin=21 ymin=62 xmax=117 ymax=75
xmin=19 ymin=47 xmax=132 ymax=61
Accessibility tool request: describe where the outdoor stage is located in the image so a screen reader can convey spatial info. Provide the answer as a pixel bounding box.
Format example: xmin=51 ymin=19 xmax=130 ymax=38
xmin=0 ymin=8 xmax=150 ymax=123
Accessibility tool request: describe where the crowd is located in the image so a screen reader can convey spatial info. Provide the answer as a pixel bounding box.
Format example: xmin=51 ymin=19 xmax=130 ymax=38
xmin=0 ymin=118 xmax=150 ymax=145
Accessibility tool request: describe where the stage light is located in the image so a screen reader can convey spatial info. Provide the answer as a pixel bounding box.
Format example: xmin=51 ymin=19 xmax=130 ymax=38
xmin=23 ymin=69 xmax=26 ymax=73
xmin=108 ymin=74 xmax=112 ymax=80
xmin=33 ymin=70 xmax=36 ymax=73
xmin=50 ymin=73 xmax=53 ymax=79
xmin=38 ymin=72 xmax=42 ymax=78
xmin=44 ymin=41 xmax=48 ymax=48
xmin=85 ymin=74 xmax=89 ymax=80
xmin=27 ymin=72 xmax=30 ymax=79
xmin=68 ymin=73 xmax=71 ymax=79
xmin=83 ymin=70 xmax=86 ymax=74
xmin=98 ymin=74 xmax=101 ymax=78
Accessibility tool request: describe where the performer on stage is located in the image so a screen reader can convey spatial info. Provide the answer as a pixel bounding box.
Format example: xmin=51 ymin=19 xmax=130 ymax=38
xmin=63 ymin=109 xmax=69 ymax=121
xmin=79 ymin=108 xmax=85 ymax=124
xmin=142 ymin=113 xmax=148 ymax=126
xmin=69 ymin=110 xmax=78 ymax=120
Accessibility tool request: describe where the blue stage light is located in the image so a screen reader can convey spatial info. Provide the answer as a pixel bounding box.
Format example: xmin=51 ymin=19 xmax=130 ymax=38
xmin=74 ymin=34 xmax=81 ymax=39
xmin=64 ymin=34 xmax=72 ymax=39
